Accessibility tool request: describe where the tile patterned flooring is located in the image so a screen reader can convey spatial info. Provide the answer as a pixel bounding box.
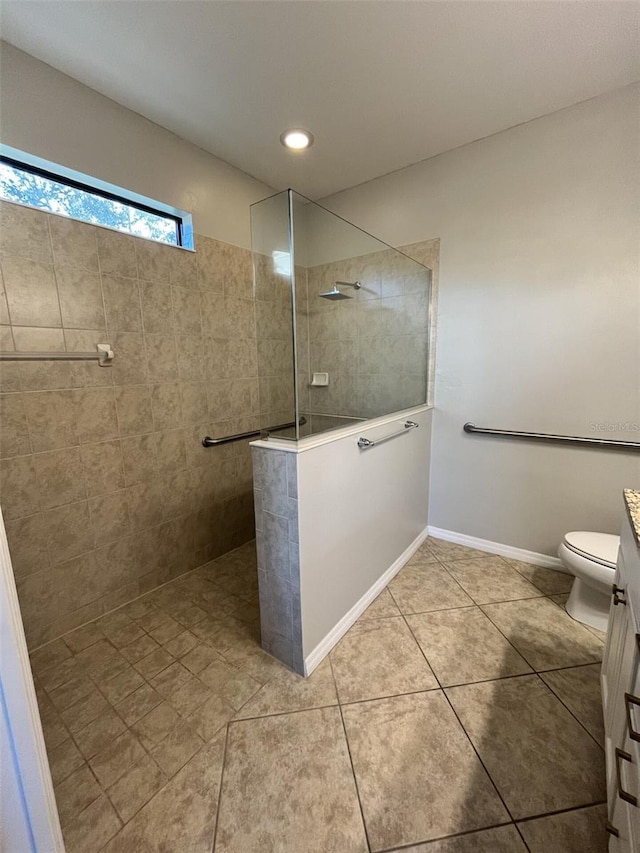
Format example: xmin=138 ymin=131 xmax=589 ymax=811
xmin=29 ymin=537 xmax=609 ymax=853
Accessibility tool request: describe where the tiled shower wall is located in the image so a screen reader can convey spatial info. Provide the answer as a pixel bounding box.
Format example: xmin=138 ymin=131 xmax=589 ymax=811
xmin=254 ymin=240 xmax=439 ymax=438
xmin=302 ymin=241 xmax=438 ymax=422
xmin=0 ymin=200 xmax=260 ymax=648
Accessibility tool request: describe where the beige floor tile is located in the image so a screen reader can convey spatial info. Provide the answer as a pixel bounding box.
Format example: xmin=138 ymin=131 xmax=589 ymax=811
xmin=359 ymin=587 xmax=400 ymax=621
xmin=421 ymin=538 xmax=495 ymax=562
xmin=88 ymin=729 xmax=146 ymax=788
xmin=167 ymin=675 xmax=213 ymax=717
xmin=103 ymin=619 xmax=146 ymax=649
xmin=181 ymin=642 xmax=223 ymax=674
xmin=48 ymin=675 xmax=95 ymax=712
xmin=102 ymin=735 xmax=225 ymax=853
xmin=330 ymin=616 xmax=437 ymax=703
xmin=517 ymin=803 xmax=608 ymax=852
xmin=148 ymin=615 xmax=184 ymax=644
xmin=40 ymin=705 xmax=71 ymax=750
xmin=131 ymin=701 xmax=180 ymax=750
xmin=235 ymin=657 xmax=338 ymax=719
xmin=73 ymin=706 xmax=127 ymax=758
xmin=30 ymin=639 xmax=72 ymax=674
xmin=226 ymin=646 xmax=288 ymax=686
xmin=447 ymin=675 xmax=606 ymax=819
xmin=100 ymin=666 xmax=145 ymax=705
xmin=107 ymin=753 xmax=167 ymax=824
xmin=342 ymin=691 xmax=509 ymax=851
xmin=481 ymin=598 xmax=604 ymax=671
xmin=388 ymin=562 xmax=473 ymax=614
xmin=63 ymin=622 xmax=104 ymax=653
xmin=62 ymin=794 xmax=122 ymax=853
xmin=187 ymin=693 xmax=236 ymax=741
xmin=120 ymin=597 xmax=158 ymax=621
xmin=120 ymin=634 xmax=162 ymax=664
xmin=135 ymin=606 xmax=171 ymax=632
xmin=163 ymin=630 xmax=199 ymax=658
xmin=388 ymin=824 xmax=527 ymax=852
xmin=550 ymin=593 xmax=608 ymax=640
xmin=584 ymin=622 xmax=608 ymax=642
xmin=39 ymin=657 xmax=85 ymax=691
xmin=54 ymin=763 xmax=102 ymax=825
xmin=173 ymin=602 xmax=209 ymax=629
xmin=404 ymin=549 xmax=441 ymax=567
xmin=115 ymin=682 xmax=163 ymax=726
xmin=540 ymin=664 xmax=604 ymax=746
xmin=199 ymin=656 xmax=262 ymax=707
xmin=507 ymin=559 xmax=574 ymax=595
xmin=76 ymin=639 xmax=129 ymax=682
xmin=407 ymin=607 xmax=532 ymax=686
xmin=133 ymin=647 xmax=174 ymax=679
xmin=47 ymin=737 xmax=85 ymax=785
xmin=216 ymin=707 xmax=368 ymax=853
xmin=443 ymin=557 xmax=543 ymax=604
xmin=150 ymin=660 xmax=191 ymax=698
xmin=150 ymin=718 xmax=203 ymax=776
xmin=60 ymin=688 xmax=109 ymax=733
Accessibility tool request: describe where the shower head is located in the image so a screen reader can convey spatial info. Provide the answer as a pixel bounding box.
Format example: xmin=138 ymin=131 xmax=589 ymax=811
xmin=318 ymin=280 xmax=361 ymax=300
xmin=318 ymin=286 xmax=352 ymax=300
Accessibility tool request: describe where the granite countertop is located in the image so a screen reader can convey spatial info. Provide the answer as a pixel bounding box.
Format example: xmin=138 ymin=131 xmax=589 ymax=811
xmin=624 ymin=489 xmax=640 ymax=547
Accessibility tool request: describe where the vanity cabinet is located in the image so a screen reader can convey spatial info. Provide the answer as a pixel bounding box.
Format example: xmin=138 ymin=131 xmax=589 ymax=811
xmin=602 ymin=507 xmax=640 ymax=851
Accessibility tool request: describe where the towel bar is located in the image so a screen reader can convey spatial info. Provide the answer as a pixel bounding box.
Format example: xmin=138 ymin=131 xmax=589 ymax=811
xmin=357 ymin=420 xmax=419 ymax=449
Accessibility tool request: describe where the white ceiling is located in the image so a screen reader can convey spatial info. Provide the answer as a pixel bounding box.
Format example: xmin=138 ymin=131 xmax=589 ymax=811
xmin=1 ymin=1 xmax=638 ymax=198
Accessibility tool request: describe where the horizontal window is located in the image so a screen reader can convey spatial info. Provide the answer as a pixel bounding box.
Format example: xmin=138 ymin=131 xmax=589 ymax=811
xmin=0 ymin=147 xmax=193 ymax=249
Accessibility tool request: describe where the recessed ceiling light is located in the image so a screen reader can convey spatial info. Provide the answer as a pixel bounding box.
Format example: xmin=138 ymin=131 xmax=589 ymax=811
xmin=280 ymin=129 xmax=314 ymax=151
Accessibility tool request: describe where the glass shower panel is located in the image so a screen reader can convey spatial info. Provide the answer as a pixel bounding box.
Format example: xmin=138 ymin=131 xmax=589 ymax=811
xmin=251 ymin=189 xmax=431 ymax=441
xmin=251 ymin=190 xmax=297 ymax=439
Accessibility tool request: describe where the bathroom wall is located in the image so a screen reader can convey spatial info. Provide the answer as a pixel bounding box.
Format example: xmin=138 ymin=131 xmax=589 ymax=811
xmin=0 ymin=42 xmax=272 ymax=248
xmin=0 ymin=199 xmax=261 ymax=648
xmin=321 ymin=84 xmax=640 ymax=555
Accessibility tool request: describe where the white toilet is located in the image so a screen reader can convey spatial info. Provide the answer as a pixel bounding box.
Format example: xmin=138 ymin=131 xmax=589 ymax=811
xmin=558 ymin=531 xmax=620 ymax=632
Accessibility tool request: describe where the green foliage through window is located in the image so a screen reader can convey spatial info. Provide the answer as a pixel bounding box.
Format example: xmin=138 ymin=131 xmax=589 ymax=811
xmin=0 ymin=159 xmax=181 ymax=246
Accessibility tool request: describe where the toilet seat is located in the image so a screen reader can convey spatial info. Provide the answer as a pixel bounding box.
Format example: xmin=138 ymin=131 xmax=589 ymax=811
xmin=562 ymin=531 xmax=619 ymax=569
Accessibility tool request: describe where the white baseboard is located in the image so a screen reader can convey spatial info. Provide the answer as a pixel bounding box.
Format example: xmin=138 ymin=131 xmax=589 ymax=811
xmin=303 ymin=526 xmax=429 ymax=676
xmin=427 ymin=526 xmax=568 ymax=573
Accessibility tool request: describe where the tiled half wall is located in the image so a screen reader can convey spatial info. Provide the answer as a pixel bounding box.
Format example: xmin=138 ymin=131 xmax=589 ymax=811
xmin=252 ymin=445 xmax=303 ymax=674
xmin=0 ymin=200 xmax=263 ymax=648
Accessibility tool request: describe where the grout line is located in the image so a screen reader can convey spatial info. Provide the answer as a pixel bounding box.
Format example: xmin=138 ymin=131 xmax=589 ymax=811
xmin=514 ymin=823 xmax=533 ymax=853
xmin=533 ymin=671 xmax=605 ymax=752
xmin=329 ymin=654 xmax=373 ymax=853
xmin=515 ymin=799 xmax=608 ymax=825
xmin=211 ymin=722 xmax=231 ymax=853
xmin=374 ymin=820 xmax=518 ymax=853
xmin=477 ymin=599 xmax=604 ymax=673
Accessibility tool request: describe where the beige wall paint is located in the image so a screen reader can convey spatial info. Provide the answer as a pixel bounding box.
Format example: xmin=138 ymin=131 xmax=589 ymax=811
xmin=0 ymin=199 xmax=261 ymax=648
xmin=321 ymin=85 xmax=640 ymax=555
xmin=0 ymin=43 xmax=273 ymax=249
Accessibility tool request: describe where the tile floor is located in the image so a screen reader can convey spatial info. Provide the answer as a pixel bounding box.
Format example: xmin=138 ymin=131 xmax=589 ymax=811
xmin=29 ymin=537 xmax=609 ymax=853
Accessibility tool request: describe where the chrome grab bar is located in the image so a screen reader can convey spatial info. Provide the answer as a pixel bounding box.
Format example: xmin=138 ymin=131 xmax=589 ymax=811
xmin=0 ymin=344 xmax=114 ymax=366
xmin=464 ymin=422 xmax=640 ymax=452
xmin=202 ymin=417 xmax=307 ymax=448
xmin=358 ymin=420 xmax=419 ymax=449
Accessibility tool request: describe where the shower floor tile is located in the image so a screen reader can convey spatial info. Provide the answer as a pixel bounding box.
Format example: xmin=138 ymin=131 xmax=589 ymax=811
xmin=29 ymin=537 xmax=607 ymax=852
